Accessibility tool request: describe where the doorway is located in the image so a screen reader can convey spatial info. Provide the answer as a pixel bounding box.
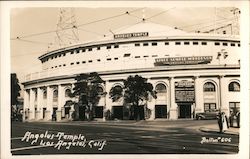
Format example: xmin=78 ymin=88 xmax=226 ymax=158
xmin=79 ymin=106 xmax=85 ymax=120
xmin=155 ymin=105 xmax=167 ymax=118
xmin=178 ymin=103 xmax=191 ymax=118
xmin=112 ymin=106 xmax=123 ymax=120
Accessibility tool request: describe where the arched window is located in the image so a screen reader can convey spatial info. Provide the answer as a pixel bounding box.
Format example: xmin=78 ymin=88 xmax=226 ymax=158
xmin=228 ymin=82 xmax=240 ymax=92
xmin=53 ymin=90 xmax=58 ymax=102
xmin=97 ymin=86 xmax=104 ymax=95
xmin=203 ymin=82 xmax=216 ymax=92
xmin=113 ymin=85 xmax=122 ymax=92
xmin=155 ymin=83 xmax=167 ymax=93
xmin=43 ymin=90 xmax=47 ymax=99
xmin=65 ymin=89 xmax=71 ymax=97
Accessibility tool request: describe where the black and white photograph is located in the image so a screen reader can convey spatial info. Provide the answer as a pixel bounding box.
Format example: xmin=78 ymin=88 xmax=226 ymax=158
xmin=1 ymin=1 xmax=249 ymax=159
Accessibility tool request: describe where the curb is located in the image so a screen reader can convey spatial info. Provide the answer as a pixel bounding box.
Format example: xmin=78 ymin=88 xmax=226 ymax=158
xmin=199 ymin=127 xmax=239 ymax=135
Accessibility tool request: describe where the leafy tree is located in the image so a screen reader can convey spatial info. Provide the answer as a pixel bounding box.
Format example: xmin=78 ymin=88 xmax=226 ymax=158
xmin=109 ymin=75 xmax=157 ymax=120
xmin=11 ymin=73 xmax=21 ymax=121
xmin=68 ymin=72 xmax=105 ymax=120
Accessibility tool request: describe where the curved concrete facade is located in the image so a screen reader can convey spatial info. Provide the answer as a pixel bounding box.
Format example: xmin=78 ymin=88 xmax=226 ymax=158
xmin=22 ymin=22 xmax=240 ymax=122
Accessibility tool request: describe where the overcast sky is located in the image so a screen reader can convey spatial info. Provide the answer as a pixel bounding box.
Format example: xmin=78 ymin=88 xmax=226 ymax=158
xmin=10 ymin=6 xmax=239 ymax=83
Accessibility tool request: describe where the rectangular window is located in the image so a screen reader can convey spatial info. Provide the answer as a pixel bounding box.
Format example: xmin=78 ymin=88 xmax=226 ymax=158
xmin=175 ymin=42 xmax=181 ymax=45
xmin=184 ymin=42 xmax=190 ymax=45
xmin=238 ymin=43 xmax=240 ymax=47
xmin=55 ymin=66 xmax=57 ymax=68
xmin=229 ymin=102 xmax=240 ymax=114
xmin=51 ymin=57 xmax=54 ymax=59
xmin=124 ymin=53 xmax=131 ymax=57
xmin=59 ymin=54 xmax=61 ymax=57
xmin=70 ymin=51 xmax=74 ymax=54
xmin=204 ymin=103 xmax=217 ymax=112
xmin=152 ymin=42 xmax=157 ymax=46
xmin=114 ymin=57 xmax=118 ymax=60
xmin=82 ymin=49 xmax=86 ymax=52
xmin=165 ymin=42 xmax=169 ymax=45
xmin=97 ymin=47 xmax=100 ymax=50
xmin=201 ymin=42 xmax=207 ymax=45
xmin=143 ymin=55 xmax=149 ymax=58
xmin=70 ymin=62 xmax=74 ymax=65
xmin=107 ymin=46 xmax=111 ymax=49
xmin=88 ymin=60 xmax=92 ymax=63
xmin=114 ymin=45 xmax=119 ymax=48
xmin=193 ymin=41 xmax=199 ymax=45
xmin=215 ymin=42 xmax=220 ymax=46
xmin=231 ymin=43 xmax=235 ymax=46
xmin=97 ymin=59 xmax=101 ymax=62
xmin=76 ymin=50 xmax=80 ymax=53
xmin=63 ymin=64 xmax=66 ymax=66
xmin=63 ymin=53 xmax=66 ymax=56
xmin=82 ymin=61 xmax=86 ymax=64
xmin=59 ymin=65 xmax=61 ymax=67
xmin=76 ymin=62 xmax=80 ymax=64
xmin=107 ymin=58 xmax=111 ymax=61
xmin=135 ymin=56 xmax=140 ymax=58
xmin=51 ymin=67 xmax=54 ymax=69
xmin=135 ymin=43 xmax=140 ymax=47
xmin=88 ymin=48 xmax=92 ymax=51
xmin=152 ymin=55 xmax=158 ymax=57
xmin=143 ymin=43 xmax=149 ymax=46
xmin=223 ymin=42 xmax=228 ymax=46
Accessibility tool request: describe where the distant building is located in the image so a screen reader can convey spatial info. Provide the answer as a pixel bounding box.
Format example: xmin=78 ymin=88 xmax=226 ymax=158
xmin=22 ymin=22 xmax=240 ymax=121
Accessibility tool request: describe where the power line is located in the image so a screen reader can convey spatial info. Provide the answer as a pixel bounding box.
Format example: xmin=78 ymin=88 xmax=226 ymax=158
xmin=11 ymin=8 xmax=145 ymax=41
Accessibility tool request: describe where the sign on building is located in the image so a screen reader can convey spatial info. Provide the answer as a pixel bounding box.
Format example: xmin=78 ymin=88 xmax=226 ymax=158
xmin=114 ymin=32 xmax=149 ymax=39
xmin=154 ymin=56 xmax=213 ymax=66
xmin=175 ymin=80 xmax=195 ymax=103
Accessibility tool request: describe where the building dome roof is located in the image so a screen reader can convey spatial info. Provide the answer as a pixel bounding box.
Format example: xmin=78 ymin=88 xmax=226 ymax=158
xmin=96 ymin=21 xmax=187 ymax=41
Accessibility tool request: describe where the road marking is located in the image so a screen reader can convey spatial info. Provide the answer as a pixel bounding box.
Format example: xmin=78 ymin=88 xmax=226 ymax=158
xmin=11 ymin=137 xmax=23 ymax=140
xmin=11 ymin=144 xmax=55 ymax=152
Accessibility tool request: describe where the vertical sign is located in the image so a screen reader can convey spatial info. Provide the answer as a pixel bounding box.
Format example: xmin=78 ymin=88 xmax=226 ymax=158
xmin=175 ymin=80 xmax=195 ymax=103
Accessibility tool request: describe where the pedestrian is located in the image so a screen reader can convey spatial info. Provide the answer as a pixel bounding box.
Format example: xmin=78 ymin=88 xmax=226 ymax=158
xmin=229 ymin=109 xmax=234 ymax=127
xmin=236 ymin=111 xmax=240 ymax=128
xmin=221 ymin=112 xmax=229 ymax=132
xmin=217 ymin=112 xmax=223 ymax=133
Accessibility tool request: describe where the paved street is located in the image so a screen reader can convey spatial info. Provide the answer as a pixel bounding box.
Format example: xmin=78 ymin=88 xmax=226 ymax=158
xmin=11 ymin=120 xmax=239 ymax=155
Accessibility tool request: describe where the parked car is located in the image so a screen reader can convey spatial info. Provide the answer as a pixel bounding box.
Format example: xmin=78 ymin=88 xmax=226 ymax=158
xmin=196 ymin=111 xmax=219 ymax=120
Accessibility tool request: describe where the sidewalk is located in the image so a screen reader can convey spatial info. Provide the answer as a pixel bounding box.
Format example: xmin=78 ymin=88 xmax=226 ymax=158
xmin=199 ymin=124 xmax=239 ymax=135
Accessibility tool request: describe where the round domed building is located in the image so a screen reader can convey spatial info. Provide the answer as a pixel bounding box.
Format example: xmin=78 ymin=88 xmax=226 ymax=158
xmin=22 ymin=22 xmax=241 ymax=122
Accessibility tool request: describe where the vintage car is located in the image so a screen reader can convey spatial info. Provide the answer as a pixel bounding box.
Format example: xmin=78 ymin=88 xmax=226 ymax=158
xmin=196 ymin=111 xmax=219 ymax=120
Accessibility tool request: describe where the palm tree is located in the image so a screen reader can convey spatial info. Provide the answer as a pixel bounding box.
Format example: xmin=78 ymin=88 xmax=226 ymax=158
xmin=109 ymin=75 xmax=157 ymax=120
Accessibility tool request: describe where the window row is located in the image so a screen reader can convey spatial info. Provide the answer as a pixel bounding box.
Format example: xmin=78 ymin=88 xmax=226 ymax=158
xmin=42 ymin=40 xmax=240 ymax=63
xmin=203 ymin=81 xmax=240 ymax=92
xmin=50 ymin=54 xmax=159 ymax=69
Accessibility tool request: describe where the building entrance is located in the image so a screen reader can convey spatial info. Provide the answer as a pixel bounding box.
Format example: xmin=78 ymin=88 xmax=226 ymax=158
xmin=178 ymin=103 xmax=191 ymax=118
xmin=112 ymin=106 xmax=123 ymax=120
xmin=79 ymin=106 xmax=85 ymax=120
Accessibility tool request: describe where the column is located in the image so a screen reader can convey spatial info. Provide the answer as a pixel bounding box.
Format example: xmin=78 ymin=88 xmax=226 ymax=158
xmin=194 ymin=76 xmax=202 ymax=116
xmin=45 ymin=86 xmax=53 ymax=121
xmin=169 ymin=77 xmax=177 ymax=119
xmin=104 ymin=81 xmax=113 ymax=121
xmin=56 ymin=85 xmax=64 ymax=121
xmin=36 ymin=87 xmax=43 ymax=120
xmin=219 ymin=76 xmax=228 ymax=115
xmin=29 ymin=89 xmax=35 ymax=120
xmin=23 ymin=89 xmax=30 ymax=121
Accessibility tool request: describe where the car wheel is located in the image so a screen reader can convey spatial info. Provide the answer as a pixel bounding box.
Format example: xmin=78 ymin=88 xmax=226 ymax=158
xmin=197 ymin=116 xmax=202 ymax=120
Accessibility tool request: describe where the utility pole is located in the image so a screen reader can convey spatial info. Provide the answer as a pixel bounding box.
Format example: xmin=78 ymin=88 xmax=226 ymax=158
xmin=55 ymin=8 xmax=79 ymax=47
